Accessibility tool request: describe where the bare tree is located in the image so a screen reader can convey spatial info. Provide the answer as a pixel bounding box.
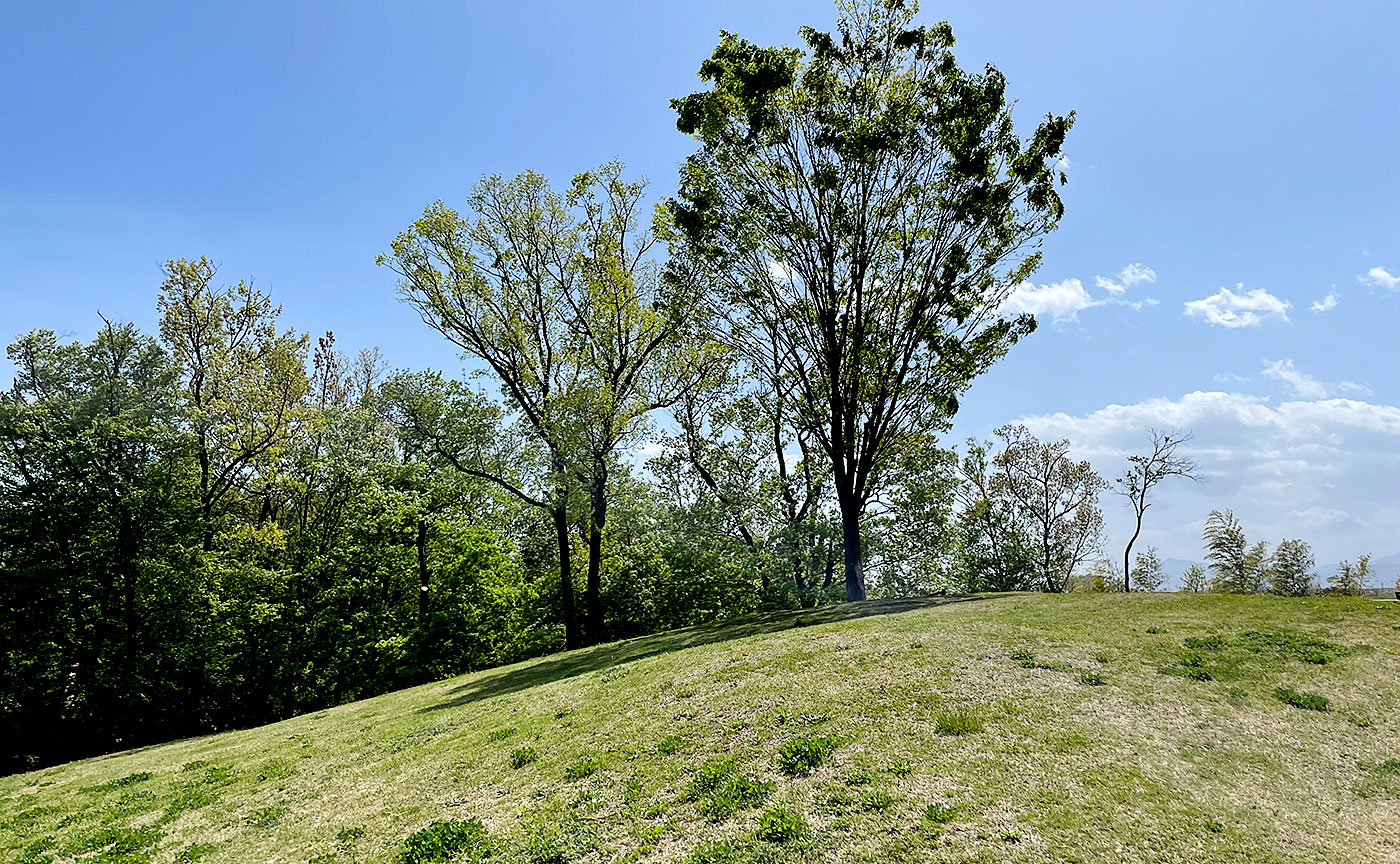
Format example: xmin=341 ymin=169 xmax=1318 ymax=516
xmin=1114 ymin=429 xmax=1201 ymax=591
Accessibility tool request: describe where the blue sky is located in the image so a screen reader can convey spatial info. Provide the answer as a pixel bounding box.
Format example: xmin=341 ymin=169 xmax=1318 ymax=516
xmin=2 ymin=1 xmax=1397 ymax=576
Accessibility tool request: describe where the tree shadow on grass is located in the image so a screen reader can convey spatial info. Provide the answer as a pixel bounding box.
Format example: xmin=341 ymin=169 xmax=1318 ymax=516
xmin=419 ymin=594 xmax=995 ymax=714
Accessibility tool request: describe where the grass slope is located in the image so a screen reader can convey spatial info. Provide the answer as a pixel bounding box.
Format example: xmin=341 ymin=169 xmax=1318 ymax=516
xmin=3 ymin=594 xmax=1399 ymax=864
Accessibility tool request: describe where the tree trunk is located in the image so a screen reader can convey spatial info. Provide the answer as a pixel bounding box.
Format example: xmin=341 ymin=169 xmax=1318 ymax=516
xmin=552 ymin=502 xmax=579 ymax=650
xmin=1123 ymin=514 xmax=1143 ymax=593
xmin=584 ymin=469 xmax=607 ymax=645
xmin=839 ymin=500 xmax=866 ymax=601
xmin=416 ymin=517 xmax=431 ymax=620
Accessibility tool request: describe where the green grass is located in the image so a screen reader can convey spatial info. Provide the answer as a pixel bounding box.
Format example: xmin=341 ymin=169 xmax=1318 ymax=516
xmin=2 ymin=593 xmax=1397 ymax=863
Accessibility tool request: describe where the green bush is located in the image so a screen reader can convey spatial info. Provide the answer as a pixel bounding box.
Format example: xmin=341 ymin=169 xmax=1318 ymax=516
xmin=756 ymin=807 xmax=807 ymax=843
xmin=933 ymin=709 xmax=983 ymax=736
xmin=510 ymin=746 xmax=539 ymax=769
xmin=657 ymin=735 xmax=684 ymax=755
xmin=563 ymin=754 xmax=600 ymax=780
xmin=1273 ymin=687 xmax=1330 ymax=712
xmin=776 ymin=735 xmax=840 ymax=775
xmin=687 ymin=759 xmax=772 ymax=821
xmin=400 ymin=818 xmax=490 ymax=864
xmin=924 ymin=802 xmax=960 ymax=824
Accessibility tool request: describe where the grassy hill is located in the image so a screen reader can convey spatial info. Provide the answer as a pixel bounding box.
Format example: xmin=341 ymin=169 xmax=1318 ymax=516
xmin=3 ymin=594 xmax=1398 ymax=864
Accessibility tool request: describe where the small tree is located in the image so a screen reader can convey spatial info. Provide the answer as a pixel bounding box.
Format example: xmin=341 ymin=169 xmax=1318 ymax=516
xmin=1130 ymin=546 xmax=1167 ymax=592
xmin=1202 ymin=510 xmax=1268 ymax=593
xmin=1182 ymin=563 xmax=1208 ymax=593
xmin=1327 ymin=554 xmax=1371 ymax=596
xmin=1269 ymin=538 xmax=1316 ymax=597
xmin=1114 ymin=429 xmax=1201 ymax=591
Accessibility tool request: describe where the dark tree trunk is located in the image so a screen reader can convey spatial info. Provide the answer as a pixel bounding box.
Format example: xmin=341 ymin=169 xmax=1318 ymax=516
xmin=584 ymin=469 xmax=607 ymax=645
xmin=1123 ymin=514 xmax=1143 ymax=593
xmin=839 ymin=500 xmax=866 ymax=601
xmin=553 ymin=502 xmax=580 ymax=650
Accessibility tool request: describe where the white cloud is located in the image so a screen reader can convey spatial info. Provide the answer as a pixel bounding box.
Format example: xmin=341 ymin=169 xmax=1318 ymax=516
xmin=1213 ymin=372 xmax=1250 ymax=385
xmin=1095 ymin=262 xmax=1156 ymax=295
xmin=1310 ymin=291 xmax=1338 ymax=312
xmin=1015 ymin=390 xmax=1400 ymax=564
xmin=1183 ymin=284 xmax=1290 ymax=328
xmin=1261 ymin=359 xmax=1328 ymax=399
xmin=1359 ymin=266 xmax=1399 ymax=291
xmin=1002 ymin=278 xmax=1095 ymax=321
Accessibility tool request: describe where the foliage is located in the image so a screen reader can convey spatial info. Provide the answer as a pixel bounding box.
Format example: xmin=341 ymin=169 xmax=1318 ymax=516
xmin=960 ymin=426 xmax=1104 ymax=592
xmin=755 ymin=807 xmax=806 ymax=844
xmin=1269 ymin=539 xmax=1316 ymax=596
xmin=1130 ymin=547 xmax=1167 ymax=592
xmin=687 ymin=759 xmax=773 ymax=821
xmin=668 ymin=0 xmax=1072 ymax=601
xmin=1182 ymin=564 xmax=1209 ymax=593
xmin=1203 ymin=510 xmax=1269 ymax=593
xmin=1327 ymin=555 xmax=1371 ymax=596
xmin=399 ymin=819 xmax=490 ymax=864
xmin=775 ymin=736 xmax=840 ymax=775
xmin=1273 ymin=687 xmax=1330 ymax=712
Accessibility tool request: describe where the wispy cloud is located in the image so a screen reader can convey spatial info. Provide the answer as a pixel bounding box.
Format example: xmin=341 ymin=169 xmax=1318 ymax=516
xmin=1183 ymin=284 xmax=1290 ymax=328
xmin=1310 ymin=291 xmax=1338 ymax=312
xmin=1095 ymin=262 xmax=1156 ymax=295
xmin=1262 ymin=358 xmax=1327 ymax=399
xmin=1359 ymin=266 xmax=1399 ymax=291
xmin=1005 ymin=262 xmax=1158 ymax=322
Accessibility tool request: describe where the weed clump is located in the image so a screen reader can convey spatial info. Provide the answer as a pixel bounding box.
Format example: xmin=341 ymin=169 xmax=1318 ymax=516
xmin=510 ymin=746 xmax=539 ymax=769
xmin=756 ymin=807 xmax=807 ymax=843
xmin=776 ymin=735 xmax=840 ymax=775
xmin=563 ymin=754 xmax=600 ymax=780
xmin=923 ymin=801 xmax=961 ymax=825
xmin=657 ymin=735 xmax=684 ymax=755
xmin=399 ymin=818 xmax=489 ymax=864
xmin=934 ymin=709 xmax=983 ymax=736
xmin=860 ymin=790 xmax=892 ymax=811
xmin=1009 ymin=648 xmax=1037 ymax=667
xmin=1273 ymin=687 xmax=1330 ymax=712
xmin=886 ymin=760 xmax=912 ymax=776
xmin=487 ymin=728 xmax=516 ymax=742
xmin=687 ymin=759 xmax=772 ymax=821
xmin=1078 ymin=670 xmax=1107 ymax=686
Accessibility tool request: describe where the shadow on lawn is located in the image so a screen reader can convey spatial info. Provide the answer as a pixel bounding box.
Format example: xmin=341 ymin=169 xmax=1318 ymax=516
xmin=420 ymin=594 xmax=995 ymax=714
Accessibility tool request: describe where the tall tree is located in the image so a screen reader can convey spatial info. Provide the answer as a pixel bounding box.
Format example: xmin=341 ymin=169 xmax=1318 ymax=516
xmin=1113 ymin=429 xmax=1201 ymax=591
xmin=381 ymin=164 xmax=704 ymax=644
xmin=667 ymin=0 xmax=1073 ymax=599
xmin=157 ymin=257 xmax=309 ymax=550
xmin=0 ymin=324 xmax=196 ymax=767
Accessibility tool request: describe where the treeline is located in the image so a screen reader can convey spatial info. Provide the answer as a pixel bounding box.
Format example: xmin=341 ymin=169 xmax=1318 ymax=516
xmin=2 ymin=0 xmax=1087 ymax=772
